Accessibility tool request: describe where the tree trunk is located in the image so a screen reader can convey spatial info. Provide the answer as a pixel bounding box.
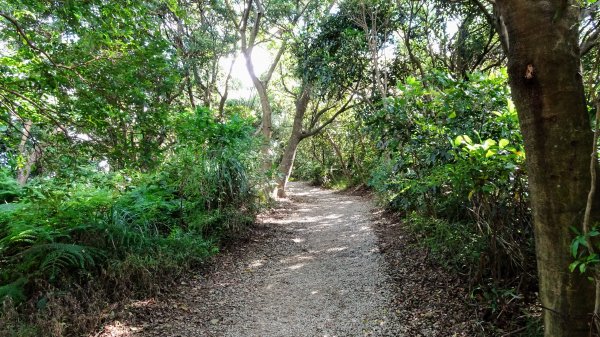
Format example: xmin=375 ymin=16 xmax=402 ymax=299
xmin=277 ymin=86 xmax=311 ymax=197
xmin=185 ymin=69 xmax=196 ymax=109
xmin=242 ymin=46 xmax=273 ymax=172
xmin=218 ymin=59 xmax=235 ymax=120
xmin=16 ymin=121 xmax=42 ymax=186
xmin=325 ymin=131 xmax=350 ymax=178
xmin=496 ymin=2 xmax=596 ymax=335
xmin=277 ymin=133 xmax=301 ymax=198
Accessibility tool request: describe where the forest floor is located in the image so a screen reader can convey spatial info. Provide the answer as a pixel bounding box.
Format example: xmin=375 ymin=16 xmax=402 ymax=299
xmin=93 ymin=182 xmax=478 ymax=337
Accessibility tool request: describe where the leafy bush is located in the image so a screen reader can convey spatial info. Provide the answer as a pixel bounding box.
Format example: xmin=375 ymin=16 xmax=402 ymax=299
xmin=365 ymin=72 xmax=535 ymax=288
xmin=0 ymin=107 xmax=261 ymax=336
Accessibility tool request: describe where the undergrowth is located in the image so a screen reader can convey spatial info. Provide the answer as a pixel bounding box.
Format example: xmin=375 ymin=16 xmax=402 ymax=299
xmin=404 ymin=212 xmax=541 ymax=336
xmin=0 ymin=108 xmax=262 ymax=336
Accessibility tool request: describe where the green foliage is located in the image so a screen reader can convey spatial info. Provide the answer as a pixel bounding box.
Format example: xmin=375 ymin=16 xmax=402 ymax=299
xmin=0 ymin=107 xmax=260 ymax=337
xmin=0 ymin=279 xmax=27 ymax=303
xmin=569 ymin=226 xmax=600 ymax=274
xmin=0 ymin=170 xmax=20 ymax=203
xmin=294 ymin=10 xmax=370 ymax=98
xmin=0 ymin=0 xmax=182 ymax=173
xmin=367 ymin=71 xmax=523 ymax=213
xmin=405 ymin=212 xmax=484 ymax=269
xmin=293 ymin=117 xmax=375 ymax=188
xmin=364 ymin=71 xmax=534 ymax=288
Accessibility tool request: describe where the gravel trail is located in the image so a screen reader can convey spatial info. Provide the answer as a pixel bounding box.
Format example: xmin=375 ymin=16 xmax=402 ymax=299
xmin=220 ymin=181 xmax=401 ymax=336
xmin=96 ymin=181 xmax=403 ymax=337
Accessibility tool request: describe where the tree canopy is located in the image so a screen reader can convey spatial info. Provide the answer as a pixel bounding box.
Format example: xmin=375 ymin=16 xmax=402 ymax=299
xmin=1 ymin=0 xmax=600 ymax=336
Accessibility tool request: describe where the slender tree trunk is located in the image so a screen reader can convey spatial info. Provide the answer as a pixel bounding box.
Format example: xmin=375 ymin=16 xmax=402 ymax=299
xmin=495 ymin=2 xmax=596 ymax=335
xmin=277 ymin=86 xmax=311 ymax=197
xmin=186 ymin=69 xmax=196 ymax=109
xmin=277 ymin=134 xmax=301 ymax=197
xmin=325 ymin=131 xmax=350 ymax=178
xmin=218 ymin=59 xmax=235 ymax=120
xmin=244 ymin=52 xmax=274 ymax=171
xmin=16 ymin=120 xmax=41 ymax=186
xmin=242 ymin=41 xmax=287 ymax=174
xmin=16 ymin=148 xmax=41 ymax=186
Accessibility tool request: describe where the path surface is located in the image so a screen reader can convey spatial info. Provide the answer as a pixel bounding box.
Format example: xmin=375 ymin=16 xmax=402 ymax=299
xmin=222 ymin=182 xmax=400 ymax=336
xmin=96 ymin=182 xmax=475 ymax=337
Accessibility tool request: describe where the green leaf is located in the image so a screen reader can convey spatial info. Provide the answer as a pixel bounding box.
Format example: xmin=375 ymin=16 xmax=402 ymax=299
xmin=569 ymin=261 xmax=579 ymax=273
xmin=467 ymin=190 xmax=475 ymax=201
xmin=481 ymin=139 xmax=497 ymax=151
xmin=499 ymin=139 xmax=509 ymax=149
xmin=571 ymin=239 xmax=580 ymax=257
xmin=454 ymin=135 xmax=472 ymax=147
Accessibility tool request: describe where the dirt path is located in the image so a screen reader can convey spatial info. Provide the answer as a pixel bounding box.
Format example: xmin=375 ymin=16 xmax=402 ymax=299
xmin=96 ymin=182 xmax=476 ymax=337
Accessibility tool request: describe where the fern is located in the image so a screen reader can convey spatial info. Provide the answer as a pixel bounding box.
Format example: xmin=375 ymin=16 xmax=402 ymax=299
xmin=0 ymin=111 xmax=259 ymax=310
xmin=0 ymin=278 xmax=27 ymax=303
xmin=20 ymin=243 xmax=104 ymax=280
xmin=0 ymin=170 xmax=21 ymax=203
xmin=0 ymin=220 xmax=61 ymax=260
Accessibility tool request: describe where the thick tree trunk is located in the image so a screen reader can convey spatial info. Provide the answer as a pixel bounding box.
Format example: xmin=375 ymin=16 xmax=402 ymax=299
xmin=496 ymin=2 xmax=596 ymax=335
xmin=277 ymin=87 xmax=311 ymax=197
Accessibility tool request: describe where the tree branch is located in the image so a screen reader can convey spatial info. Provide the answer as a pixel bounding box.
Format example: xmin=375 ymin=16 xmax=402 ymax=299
xmin=0 ymin=101 xmax=39 ymax=150
xmin=301 ymin=104 xmax=354 ymax=139
xmin=308 ymin=104 xmax=336 ymax=129
xmin=279 ymin=64 xmax=297 ymax=97
xmin=0 ymin=88 xmax=70 ymax=139
xmin=469 ymin=0 xmax=508 ymax=54
xmin=0 ymin=11 xmax=74 ymax=71
xmin=581 ymin=26 xmax=600 ymax=56
xmin=264 ymin=41 xmax=287 ymax=86
xmin=301 ymin=95 xmax=356 ymax=140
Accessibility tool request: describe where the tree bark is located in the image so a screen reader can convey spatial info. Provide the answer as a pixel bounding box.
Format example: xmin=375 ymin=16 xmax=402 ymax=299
xmin=495 ymin=1 xmax=596 ymax=335
xmin=16 ymin=120 xmax=42 ymax=186
xmin=239 ymin=0 xmax=288 ymax=175
xmin=277 ymin=86 xmax=311 ymax=197
xmin=243 ymin=51 xmax=273 ymax=168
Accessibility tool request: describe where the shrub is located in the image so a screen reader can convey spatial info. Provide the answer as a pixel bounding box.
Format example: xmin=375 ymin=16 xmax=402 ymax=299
xmin=0 ymin=108 xmax=261 ymax=336
xmin=365 ymin=72 xmax=535 ymax=289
